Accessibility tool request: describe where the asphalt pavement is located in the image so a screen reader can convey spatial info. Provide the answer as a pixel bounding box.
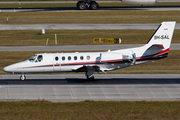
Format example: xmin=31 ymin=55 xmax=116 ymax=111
xmin=0 ymin=74 xmax=180 ymax=102
xmin=0 ymin=44 xmax=179 ymax=51
xmin=0 ymin=24 xmax=179 ymax=30
xmin=0 ymin=0 xmax=178 ymax=3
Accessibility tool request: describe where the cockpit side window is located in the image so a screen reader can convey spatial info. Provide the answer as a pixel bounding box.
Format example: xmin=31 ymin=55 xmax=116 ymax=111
xmin=37 ymin=55 xmax=43 ymax=62
xmin=29 ymin=55 xmax=37 ymax=63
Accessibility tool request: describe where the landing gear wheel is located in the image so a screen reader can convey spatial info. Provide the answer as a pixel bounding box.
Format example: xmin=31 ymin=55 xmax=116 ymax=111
xmin=76 ymin=1 xmax=81 ymax=8
xmin=90 ymin=1 xmax=99 ymax=10
xmin=20 ymin=75 xmax=26 ymax=81
xmin=86 ymin=76 xmax=94 ymax=80
xmin=85 ymin=73 xmax=94 ymax=80
xmin=89 ymin=76 xmax=94 ymax=80
xmin=77 ymin=1 xmax=88 ymax=10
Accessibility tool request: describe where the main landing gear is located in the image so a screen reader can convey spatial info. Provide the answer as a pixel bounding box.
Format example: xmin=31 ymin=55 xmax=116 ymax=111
xmin=85 ymin=71 xmax=94 ymax=80
xmin=20 ymin=74 xmax=26 ymax=81
xmin=77 ymin=1 xmax=99 ymax=10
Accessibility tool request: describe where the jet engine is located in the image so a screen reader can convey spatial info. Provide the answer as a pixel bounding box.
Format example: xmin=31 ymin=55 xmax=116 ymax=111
xmin=122 ymin=0 xmax=157 ymax=5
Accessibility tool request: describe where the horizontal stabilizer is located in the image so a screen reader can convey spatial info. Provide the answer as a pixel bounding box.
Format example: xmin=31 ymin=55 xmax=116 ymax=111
xmin=148 ymin=44 xmax=164 ymax=50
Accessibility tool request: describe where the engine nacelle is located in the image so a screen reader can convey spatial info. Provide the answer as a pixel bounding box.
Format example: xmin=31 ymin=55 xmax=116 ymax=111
xmin=100 ymin=52 xmax=123 ymax=63
xmin=122 ymin=0 xmax=157 ymax=5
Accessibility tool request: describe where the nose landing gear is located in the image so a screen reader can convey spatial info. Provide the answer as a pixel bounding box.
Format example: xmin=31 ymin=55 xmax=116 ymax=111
xmin=20 ymin=74 xmax=26 ymax=81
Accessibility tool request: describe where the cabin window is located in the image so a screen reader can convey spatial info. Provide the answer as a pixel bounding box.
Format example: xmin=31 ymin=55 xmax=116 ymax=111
xmin=87 ymin=55 xmax=90 ymax=60
xmin=55 ymin=56 xmax=59 ymax=61
xmin=62 ymin=56 xmax=65 ymax=61
xmin=37 ymin=55 xmax=43 ymax=62
xmin=74 ymin=56 xmax=77 ymax=60
xmin=68 ymin=56 xmax=71 ymax=60
xmin=80 ymin=56 xmax=84 ymax=60
xmin=29 ymin=55 xmax=37 ymax=63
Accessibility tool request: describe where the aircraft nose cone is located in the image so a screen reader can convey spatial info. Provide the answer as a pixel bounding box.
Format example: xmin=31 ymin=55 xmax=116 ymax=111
xmin=3 ymin=66 xmax=12 ymax=73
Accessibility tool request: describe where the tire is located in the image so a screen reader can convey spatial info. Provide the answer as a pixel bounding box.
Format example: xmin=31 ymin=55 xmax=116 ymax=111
xmin=20 ymin=75 xmax=26 ymax=81
xmin=77 ymin=2 xmax=88 ymax=10
xmin=86 ymin=75 xmax=94 ymax=80
xmin=90 ymin=1 xmax=99 ymax=10
xmin=76 ymin=1 xmax=81 ymax=8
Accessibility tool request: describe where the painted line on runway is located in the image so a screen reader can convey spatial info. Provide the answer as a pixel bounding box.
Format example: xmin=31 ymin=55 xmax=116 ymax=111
xmin=68 ymin=85 xmax=74 ymax=99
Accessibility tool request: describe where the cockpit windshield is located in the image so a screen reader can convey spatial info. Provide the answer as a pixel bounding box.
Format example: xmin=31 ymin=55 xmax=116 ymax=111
xmin=29 ymin=55 xmax=37 ymax=63
xmin=29 ymin=54 xmax=43 ymax=63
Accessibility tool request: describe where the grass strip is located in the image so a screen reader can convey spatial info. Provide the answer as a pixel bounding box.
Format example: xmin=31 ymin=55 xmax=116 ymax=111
xmin=0 ymin=101 xmax=180 ymax=120
xmin=0 ymin=30 xmax=180 ymax=46
xmin=1 ymin=50 xmax=180 ymax=74
xmin=0 ymin=11 xmax=179 ymax=24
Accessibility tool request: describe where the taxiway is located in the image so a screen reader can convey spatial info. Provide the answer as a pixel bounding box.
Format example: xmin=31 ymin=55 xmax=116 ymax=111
xmin=0 ymin=0 xmax=178 ymax=4
xmin=0 ymin=0 xmax=179 ymax=12
xmin=0 ymin=74 xmax=180 ymax=102
xmin=0 ymin=5 xmax=180 ymax=12
xmin=0 ymin=43 xmax=179 ymax=51
xmin=0 ymin=24 xmax=180 ymax=30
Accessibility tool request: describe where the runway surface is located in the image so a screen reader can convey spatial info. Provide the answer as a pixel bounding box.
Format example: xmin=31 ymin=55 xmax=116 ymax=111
xmin=0 ymin=74 xmax=180 ymax=102
xmin=0 ymin=0 xmax=179 ymax=12
xmin=0 ymin=24 xmax=180 ymax=30
xmin=0 ymin=5 xmax=180 ymax=12
xmin=0 ymin=0 xmax=178 ymax=4
xmin=0 ymin=44 xmax=179 ymax=51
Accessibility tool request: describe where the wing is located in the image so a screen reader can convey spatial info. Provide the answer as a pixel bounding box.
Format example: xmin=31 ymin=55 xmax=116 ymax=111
xmin=72 ymin=65 xmax=100 ymax=72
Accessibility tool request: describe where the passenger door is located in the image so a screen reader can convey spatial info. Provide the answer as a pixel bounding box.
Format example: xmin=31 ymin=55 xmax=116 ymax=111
xmin=53 ymin=55 xmax=61 ymax=71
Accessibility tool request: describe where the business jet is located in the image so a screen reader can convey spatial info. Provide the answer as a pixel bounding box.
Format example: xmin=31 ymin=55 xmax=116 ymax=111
xmin=77 ymin=0 xmax=157 ymax=10
xmin=3 ymin=21 xmax=176 ymax=80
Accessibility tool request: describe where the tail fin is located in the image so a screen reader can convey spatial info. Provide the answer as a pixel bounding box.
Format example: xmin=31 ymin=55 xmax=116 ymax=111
xmin=147 ymin=21 xmax=176 ymax=50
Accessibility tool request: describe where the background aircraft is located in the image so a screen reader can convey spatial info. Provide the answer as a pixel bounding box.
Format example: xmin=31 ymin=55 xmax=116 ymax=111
xmin=3 ymin=21 xmax=175 ymax=80
xmin=77 ymin=0 xmax=157 ymax=10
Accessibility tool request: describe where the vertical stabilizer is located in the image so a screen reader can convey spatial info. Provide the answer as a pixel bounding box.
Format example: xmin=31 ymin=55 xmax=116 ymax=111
xmin=147 ymin=21 xmax=176 ymax=50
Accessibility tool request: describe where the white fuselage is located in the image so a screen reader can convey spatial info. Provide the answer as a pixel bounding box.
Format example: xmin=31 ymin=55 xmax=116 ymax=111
xmin=3 ymin=43 xmax=168 ymax=74
xmin=3 ymin=51 xmax=131 ymax=74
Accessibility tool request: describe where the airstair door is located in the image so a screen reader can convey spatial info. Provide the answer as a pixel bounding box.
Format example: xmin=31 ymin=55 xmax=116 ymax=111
xmin=53 ymin=55 xmax=61 ymax=71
